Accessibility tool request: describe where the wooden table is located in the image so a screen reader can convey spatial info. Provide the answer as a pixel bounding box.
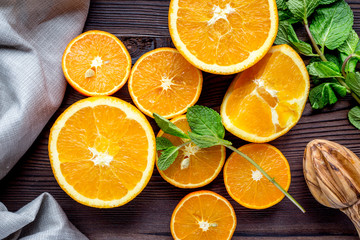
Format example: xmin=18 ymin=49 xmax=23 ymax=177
xmin=1 ymin=0 xmax=360 ymax=239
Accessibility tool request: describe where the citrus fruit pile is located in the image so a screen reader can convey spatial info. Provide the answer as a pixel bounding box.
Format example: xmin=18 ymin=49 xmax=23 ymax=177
xmin=47 ymin=0 xmax=312 ymax=238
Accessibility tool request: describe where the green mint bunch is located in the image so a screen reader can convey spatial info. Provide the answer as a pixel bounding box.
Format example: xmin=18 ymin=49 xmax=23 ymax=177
xmin=275 ymin=0 xmax=360 ymax=129
xmin=153 ymin=105 xmax=305 ymax=213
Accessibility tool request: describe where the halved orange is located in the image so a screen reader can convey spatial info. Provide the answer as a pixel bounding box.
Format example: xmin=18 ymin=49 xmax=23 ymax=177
xmin=171 ymin=190 xmax=236 ymax=240
xmin=169 ymin=0 xmax=278 ymax=74
xmin=62 ymin=30 xmax=131 ymax=96
xmin=128 ymin=47 xmax=202 ymax=119
xmin=221 ymin=45 xmax=310 ymax=143
xmin=157 ymin=115 xmax=225 ymax=188
xmin=48 ymin=97 xmax=156 ymax=208
xmin=224 ymin=143 xmax=291 ymax=209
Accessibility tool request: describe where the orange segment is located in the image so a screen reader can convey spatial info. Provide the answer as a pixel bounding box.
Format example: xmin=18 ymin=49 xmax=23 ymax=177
xmin=171 ymin=190 xmax=236 ymax=240
xmin=128 ymin=47 xmax=202 ymax=119
xmin=48 ymin=97 xmax=156 ymax=208
xmin=169 ymin=0 xmax=278 ymax=74
xmin=224 ymin=143 xmax=291 ymax=209
xmin=62 ymin=30 xmax=131 ymax=96
xmin=157 ymin=115 xmax=225 ymax=188
xmin=221 ymin=45 xmax=310 ymax=143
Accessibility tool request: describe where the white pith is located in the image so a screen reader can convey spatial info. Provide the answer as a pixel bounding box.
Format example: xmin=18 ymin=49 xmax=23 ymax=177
xmin=180 ymin=143 xmax=200 ymax=170
xmin=251 ymin=169 xmax=263 ymax=181
xmin=91 ymin=56 xmax=103 ymax=68
xmin=160 ymin=75 xmax=175 ymax=90
xmin=182 ymin=143 xmax=200 ymax=158
xmin=89 ymin=147 xmax=113 ymax=166
xmin=208 ymin=4 xmax=235 ymax=25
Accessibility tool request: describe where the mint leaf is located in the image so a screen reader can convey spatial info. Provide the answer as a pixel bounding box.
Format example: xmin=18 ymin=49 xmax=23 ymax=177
xmin=309 ymin=0 xmax=353 ymax=50
xmin=276 ymin=0 xmax=288 ymax=10
xmin=338 ymin=30 xmax=359 ymax=73
xmin=345 ymin=72 xmax=360 ymax=98
xmin=320 ymin=0 xmax=337 ymax=5
xmin=311 ymin=77 xmax=338 ymax=85
xmin=338 ymin=29 xmax=359 ymax=56
xmin=309 ymin=83 xmax=347 ymax=109
xmin=348 ymin=106 xmax=360 ymax=130
xmin=278 ymin=10 xmax=300 ymax=23
xmin=287 ymin=0 xmax=320 ymax=20
xmin=340 ymin=53 xmax=358 ymax=73
xmin=291 ymin=41 xmax=316 ymax=56
xmin=157 ymin=146 xmax=179 ymax=171
xmin=186 ymin=105 xmax=225 ymax=139
xmin=188 ymin=132 xmax=231 ymax=148
xmin=275 ymin=21 xmax=290 ymax=45
xmin=275 ymin=21 xmax=316 ymax=56
xmin=310 ymin=54 xmax=341 ymax=68
xmin=307 ymin=61 xmax=343 ymax=78
xmin=326 ymin=54 xmax=342 ymax=70
xmin=153 ymin=113 xmax=189 ymax=139
xmin=156 ymin=137 xmax=174 ymax=151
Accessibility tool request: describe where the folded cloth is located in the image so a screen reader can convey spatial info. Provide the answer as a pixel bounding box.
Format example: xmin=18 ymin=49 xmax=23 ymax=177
xmin=0 ymin=1 xmax=90 ymax=238
xmin=0 ymin=193 xmax=88 ymax=240
xmin=0 ymin=0 xmax=89 ymax=180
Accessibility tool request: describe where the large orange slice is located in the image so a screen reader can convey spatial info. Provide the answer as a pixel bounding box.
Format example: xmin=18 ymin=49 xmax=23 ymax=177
xmin=224 ymin=143 xmax=291 ymax=209
xmin=62 ymin=30 xmax=131 ymax=96
xmin=171 ymin=190 xmax=236 ymax=240
xmin=221 ymin=45 xmax=310 ymax=143
xmin=157 ymin=115 xmax=225 ymax=188
xmin=48 ymin=97 xmax=156 ymax=208
xmin=169 ymin=0 xmax=278 ymax=74
xmin=128 ymin=47 xmax=202 ymax=119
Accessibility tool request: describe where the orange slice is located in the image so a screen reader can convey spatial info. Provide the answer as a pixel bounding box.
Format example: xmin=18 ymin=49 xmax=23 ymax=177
xmin=171 ymin=190 xmax=236 ymax=240
xmin=48 ymin=97 xmax=156 ymax=208
xmin=62 ymin=30 xmax=131 ymax=96
xmin=157 ymin=115 xmax=225 ymax=188
xmin=128 ymin=47 xmax=202 ymax=119
xmin=169 ymin=0 xmax=278 ymax=74
xmin=224 ymin=143 xmax=291 ymax=209
xmin=221 ymin=45 xmax=310 ymax=143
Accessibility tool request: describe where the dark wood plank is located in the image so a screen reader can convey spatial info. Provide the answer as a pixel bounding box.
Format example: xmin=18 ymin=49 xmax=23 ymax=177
xmin=1 ymin=0 xmax=360 ymax=239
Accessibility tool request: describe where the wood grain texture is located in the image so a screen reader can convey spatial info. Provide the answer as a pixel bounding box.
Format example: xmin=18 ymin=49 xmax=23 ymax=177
xmin=1 ymin=0 xmax=360 ymax=239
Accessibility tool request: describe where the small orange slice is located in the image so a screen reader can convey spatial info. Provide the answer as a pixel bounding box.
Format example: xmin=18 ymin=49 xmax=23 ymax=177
xmin=48 ymin=97 xmax=156 ymax=208
xmin=157 ymin=115 xmax=225 ymax=188
xmin=62 ymin=30 xmax=131 ymax=96
xmin=169 ymin=0 xmax=278 ymax=74
xmin=128 ymin=47 xmax=202 ymax=119
xmin=171 ymin=190 xmax=236 ymax=240
xmin=224 ymin=143 xmax=291 ymax=209
xmin=221 ymin=45 xmax=310 ymax=143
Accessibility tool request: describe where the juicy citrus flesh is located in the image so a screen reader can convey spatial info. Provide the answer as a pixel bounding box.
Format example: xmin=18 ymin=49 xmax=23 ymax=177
xmin=49 ymin=97 xmax=156 ymax=208
xmin=171 ymin=190 xmax=237 ymax=240
xmin=129 ymin=47 xmax=202 ymax=119
xmin=62 ymin=30 xmax=131 ymax=96
xmin=224 ymin=143 xmax=291 ymax=209
xmin=221 ymin=44 xmax=310 ymax=143
xmin=169 ymin=0 xmax=278 ymax=74
xmin=157 ymin=115 xmax=225 ymax=188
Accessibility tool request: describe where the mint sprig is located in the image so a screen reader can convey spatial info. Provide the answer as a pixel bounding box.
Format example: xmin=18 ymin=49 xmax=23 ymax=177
xmin=275 ymin=0 xmax=360 ymax=130
xmin=153 ymin=106 xmax=306 ymax=213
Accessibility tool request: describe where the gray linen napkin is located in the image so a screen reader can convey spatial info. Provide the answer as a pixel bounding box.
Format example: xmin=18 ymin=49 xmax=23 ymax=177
xmin=0 ymin=0 xmax=90 ymax=239
xmin=0 ymin=0 xmax=89 ymax=179
xmin=0 ymin=193 xmax=88 ymax=239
